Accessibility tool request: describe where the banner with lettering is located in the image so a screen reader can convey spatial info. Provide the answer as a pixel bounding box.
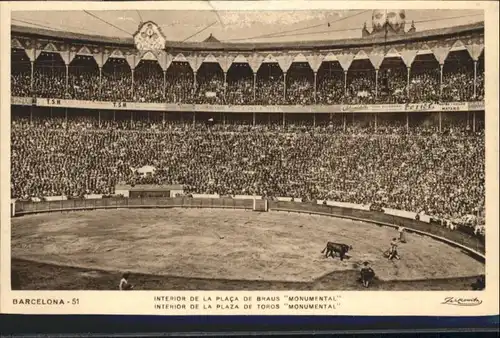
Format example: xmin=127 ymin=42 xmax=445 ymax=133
xmin=35 ymin=98 xmax=168 ymax=111
xmin=11 ymin=97 xmax=33 ymax=106
xmin=404 ymin=103 xmax=437 ymax=112
xmin=467 ymin=101 xmax=485 ymax=111
xmin=341 ymin=104 xmax=406 ymax=113
xmin=15 ymin=98 xmax=483 ymax=113
xmin=439 ymin=102 xmax=469 ymax=111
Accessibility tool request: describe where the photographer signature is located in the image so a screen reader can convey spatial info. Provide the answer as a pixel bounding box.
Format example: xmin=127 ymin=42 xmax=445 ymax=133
xmin=442 ymin=297 xmax=482 ymax=306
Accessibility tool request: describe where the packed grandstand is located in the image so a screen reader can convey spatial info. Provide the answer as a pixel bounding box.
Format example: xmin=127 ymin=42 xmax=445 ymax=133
xmin=10 ymin=11 xmax=485 ymax=232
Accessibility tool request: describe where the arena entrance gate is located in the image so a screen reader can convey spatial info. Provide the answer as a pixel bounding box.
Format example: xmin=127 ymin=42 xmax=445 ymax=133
xmin=114 ymin=184 xmax=185 ymax=198
xmin=253 ymin=199 xmax=269 ymax=212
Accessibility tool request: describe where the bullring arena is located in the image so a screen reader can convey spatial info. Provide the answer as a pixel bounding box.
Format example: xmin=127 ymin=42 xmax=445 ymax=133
xmin=11 ymin=199 xmax=485 ymax=290
xmin=10 ymin=9 xmax=487 ymax=291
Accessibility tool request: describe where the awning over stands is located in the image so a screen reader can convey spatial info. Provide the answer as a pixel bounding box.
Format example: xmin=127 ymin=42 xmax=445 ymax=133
xmin=11 ymin=21 xmax=484 ymax=52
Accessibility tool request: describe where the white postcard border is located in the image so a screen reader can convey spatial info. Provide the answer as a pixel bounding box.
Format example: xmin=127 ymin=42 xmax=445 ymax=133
xmin=1 ymin=1 xmax=499 ymax=316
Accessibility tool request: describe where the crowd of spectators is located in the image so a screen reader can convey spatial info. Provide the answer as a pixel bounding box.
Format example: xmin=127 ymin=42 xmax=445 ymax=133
xmin=165 ymin=66 xmax=195 ymax=104
xmin=345 ymin=71 xmax=377 ymax=104
xmin=194 ymin=72 xmax=225 ymax=105
xmin=476 ymin=72 xmax=484 ymax=100
xmin=101 ymin=68 xmax=133 ymax=102
xmin=134 ymin=61 xmax=165 ymax=103
xmin=378 ymin=68 xmax=408 ymax=104
xmin=442 ymin=67 xmax=476 ymax=102
xmin=254 ymin=74 xmax=286 ymax=105
xmin=33 ymin=68 xmax=67 ymax=99
xmin=12 ymin=57 xmax=485 ymax=105
xmin=11 ymin=112 xmax=484 ymax=224
xmin=11 ymin=71 xmax=31 ymax=97
xmin=68 ymin=71 xmax=100 ymax=101
xmin=226 ymin=77 xmax=254 ymax=105
xmin=286 ymin=78 xmax=314 ymax=105
xmin=407 ymin=69 xmax=441 ymax=103
xmin=316 ymin=72 xmax=345 ymax=104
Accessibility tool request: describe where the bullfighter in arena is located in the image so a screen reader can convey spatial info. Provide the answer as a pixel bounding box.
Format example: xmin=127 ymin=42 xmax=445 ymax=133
xmin=471 ymin=274 xmax=485 ymax=290
xmin=119 ymin=273 xmax=134 ymax=290
xmin=359 ymin=261 xmax=376 ymax=288
xmin=398 ymin=226 xmax=407 ymax=243
xmin=385 ymin=238 xmax=401 ymax=260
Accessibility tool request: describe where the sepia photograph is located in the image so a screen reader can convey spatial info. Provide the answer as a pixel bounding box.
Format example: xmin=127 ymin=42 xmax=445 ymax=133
xmin=1 ymin=1 xmax=498 ymax=316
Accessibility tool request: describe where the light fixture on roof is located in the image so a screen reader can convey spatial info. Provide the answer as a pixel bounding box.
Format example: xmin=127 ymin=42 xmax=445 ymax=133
xmin=366 ymin=9 xmax=408 ymax=38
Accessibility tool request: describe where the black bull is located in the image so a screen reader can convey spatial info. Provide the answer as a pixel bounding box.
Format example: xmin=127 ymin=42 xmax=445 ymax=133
xmin=321 ymin=242 xmax=353 ymax=261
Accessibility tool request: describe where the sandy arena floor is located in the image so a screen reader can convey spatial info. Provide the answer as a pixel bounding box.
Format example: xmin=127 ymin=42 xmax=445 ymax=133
xmin=11 ymin=208 xmax=484 ymax=283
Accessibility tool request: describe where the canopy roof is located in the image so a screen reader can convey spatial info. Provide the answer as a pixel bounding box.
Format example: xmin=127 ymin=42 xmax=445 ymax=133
xmin=11 ymin=21 xmax=483 ymax=52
